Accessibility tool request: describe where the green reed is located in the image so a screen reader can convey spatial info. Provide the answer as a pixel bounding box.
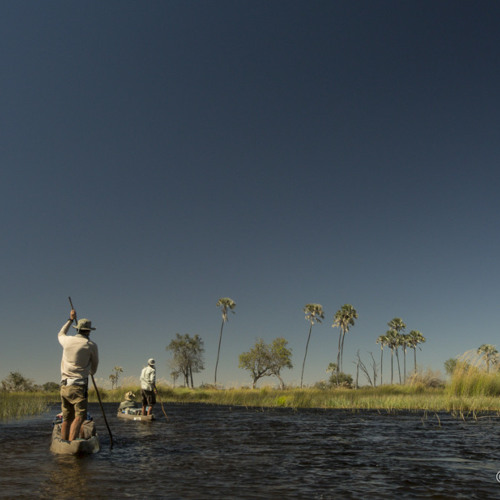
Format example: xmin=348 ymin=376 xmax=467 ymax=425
xmin=0 ymin=392 xmax=55 ymax=421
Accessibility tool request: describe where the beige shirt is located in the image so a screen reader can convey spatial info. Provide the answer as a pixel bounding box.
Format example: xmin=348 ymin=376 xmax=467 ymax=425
xmin=58 ymin=320 xmax=99 ymax=381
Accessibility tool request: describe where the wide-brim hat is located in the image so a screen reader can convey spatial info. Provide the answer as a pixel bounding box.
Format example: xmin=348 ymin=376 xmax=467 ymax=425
xmin=148 ymin=358 xmax=155 ymax=366
xmin=125 ymin=391 xmax=136 ymax=401
xmin=72 ymin=318 xmax=96 ymax=331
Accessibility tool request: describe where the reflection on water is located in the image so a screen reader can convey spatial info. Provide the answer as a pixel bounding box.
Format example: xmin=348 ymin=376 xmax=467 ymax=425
xmin=0 ymin=403 xmax=499 ymax=498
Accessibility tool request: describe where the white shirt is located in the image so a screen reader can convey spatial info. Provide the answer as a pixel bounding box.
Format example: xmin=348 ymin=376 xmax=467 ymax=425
xmin=140 ymin=365 xmax=156 ymax=391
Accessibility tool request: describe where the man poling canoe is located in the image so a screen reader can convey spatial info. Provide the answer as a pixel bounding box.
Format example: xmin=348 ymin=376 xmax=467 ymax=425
xmin=57 ymin=306 xmax=98 ymax=441
xmin=140 ymin=358 xmax=157 ymax=416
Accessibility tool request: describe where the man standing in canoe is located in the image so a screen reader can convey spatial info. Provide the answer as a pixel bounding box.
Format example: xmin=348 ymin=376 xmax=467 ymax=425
xmin=140 ymin=358 xmax=157 ymax=416
xmin=58 ymin=308 xmax=99 ymax=441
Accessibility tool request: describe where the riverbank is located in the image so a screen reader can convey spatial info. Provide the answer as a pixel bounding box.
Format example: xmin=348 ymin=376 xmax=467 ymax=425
xmin=4 ymin=382 xmax=500 ymax=421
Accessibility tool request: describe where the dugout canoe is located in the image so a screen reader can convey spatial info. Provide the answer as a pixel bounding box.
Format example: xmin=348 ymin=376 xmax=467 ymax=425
xmin=50 ymin=423 xmax=100 ymax=455
xmin=117 ymin=411 xmax=155 ymax=422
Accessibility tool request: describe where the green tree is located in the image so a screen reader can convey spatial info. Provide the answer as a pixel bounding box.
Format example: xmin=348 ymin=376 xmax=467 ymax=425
xmin=477 ymin=344 xmax=498 ymax=373
xmin=239 ymin=337 xmax=293 ymax=389
xmin=444 ymin=358 xmax=458 ymax=376
xmin=387 ymin=318 xmax=406 ymax=384
xmin=167 ymin=333 xmax=205 ymax=388
xmin=332 ymin=304 xmax=358 ymax=377
xmin=407 ymin=330 xmax=426 ymax=372
xmin=1 ymin=371 xmax=35 ymax=392
xmin=42 ymin=381 xmax=60 ymax=392
xmin=268 ymin=337 xmax=293 ymax=389
xmin=300 ymin=303 xmax=325 ymax=388
xmin=214 ymin=297 xmax=236 ymax=385
xmin=109 ymin=366 xmax=123 ymax=389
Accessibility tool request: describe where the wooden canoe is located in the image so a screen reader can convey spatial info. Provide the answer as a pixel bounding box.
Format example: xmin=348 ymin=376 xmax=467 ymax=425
xmin=117 ymin=411 xmax=155 ymax=422
xmin=50 ymin=423 xmax=100 ymax=455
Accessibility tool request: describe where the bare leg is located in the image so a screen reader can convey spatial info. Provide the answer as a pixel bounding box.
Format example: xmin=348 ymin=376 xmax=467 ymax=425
xmin=147 ymin=405 xmax=153 ymax=416
xmin=69 ymin=416 xmax=84 ymax=441
xmin=61 ymin=419 xmax=72 ymax=440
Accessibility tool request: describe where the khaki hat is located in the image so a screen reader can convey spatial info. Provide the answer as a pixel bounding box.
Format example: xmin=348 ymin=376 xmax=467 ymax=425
xmin=72 ymin=319 xmax=96 ymax=331
xmin=148 ymin=358 xmax=155 ymax=366
xmin=125 ymin=391 xmax=136 ymax=401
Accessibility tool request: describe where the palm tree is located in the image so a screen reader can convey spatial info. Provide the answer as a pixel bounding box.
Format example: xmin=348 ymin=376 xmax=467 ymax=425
xmin=332 ymin=304 xmax=358 ymax=376
xmin=214 ymin=297 xmax=236 ymax=385
xmin=400 ymin=334 xmax=409 ymax=383
xmin=477 ymin=344 xmax=499 ymax=373
xmin=376 ymin=334 xmax=388 ymax=385
xmin=384 ymin=329 xmax=399 ymax=385
xmin=407 ymin=330 xmax=426 ymax=373
xmin=387 ymin=318 xmax=406 ymax=384
xmin=300 ymin=303 xmax=325 ymax=388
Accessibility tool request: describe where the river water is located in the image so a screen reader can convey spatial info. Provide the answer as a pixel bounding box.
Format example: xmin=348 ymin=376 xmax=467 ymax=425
xmin=0 ymin=402 xmax=499 ymax=499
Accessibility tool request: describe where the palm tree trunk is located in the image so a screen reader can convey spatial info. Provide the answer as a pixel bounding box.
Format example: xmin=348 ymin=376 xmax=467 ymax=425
xmin=301 ymin=324 xmax=313 ymax=388
xmin=340 ymin=329 xmax=346 ymax=373
xmin=380 ymin=348 xmax=383 ymax=386
xmin=391 ymin=349 xmax=394 ymax=384
xmin=395 ymin=348 xmax=402 ymax=384
xmin=403 ymin=348 xmax=407 ymax=384
xmin=336 ymin=331 xmax=342 ymax=377
xmin=413 ymin=347 xmax=417 ymax=373
xmin=214 ymin=319 xmax=225 ymax=385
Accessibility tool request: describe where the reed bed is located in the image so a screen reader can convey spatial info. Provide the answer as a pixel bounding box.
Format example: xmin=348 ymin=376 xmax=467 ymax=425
xmin=5 ymin=362 xmax=500 ymax=421
xmin=0 ymin=392 xmax=54 ymax=421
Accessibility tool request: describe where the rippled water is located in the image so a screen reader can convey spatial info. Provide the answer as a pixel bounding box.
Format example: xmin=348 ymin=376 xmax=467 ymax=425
xmin=0 ymin=403 xmax=499 ymax=498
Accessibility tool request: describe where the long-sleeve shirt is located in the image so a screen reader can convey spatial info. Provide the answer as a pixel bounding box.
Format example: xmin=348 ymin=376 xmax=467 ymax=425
xmin=140 ymin=365 xmax=156 ymax=391
xmin=58 ymin=320 xmax=99 ymax=382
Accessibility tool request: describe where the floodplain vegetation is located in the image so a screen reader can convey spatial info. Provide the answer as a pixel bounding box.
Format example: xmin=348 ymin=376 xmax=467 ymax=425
xmin=4 ymin=365 xmax=500 ymax=421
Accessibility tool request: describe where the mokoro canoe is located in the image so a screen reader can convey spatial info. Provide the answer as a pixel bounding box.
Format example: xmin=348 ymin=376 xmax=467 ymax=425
xmin=50 ymin=423 xmax=100 ymax=455
xmin=117 ymin=411 xmax=155 ymax=422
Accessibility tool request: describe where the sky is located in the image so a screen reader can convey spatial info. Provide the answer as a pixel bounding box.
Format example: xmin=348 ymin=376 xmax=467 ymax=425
xmin=2 ymin=0 xmax=500 ymax=389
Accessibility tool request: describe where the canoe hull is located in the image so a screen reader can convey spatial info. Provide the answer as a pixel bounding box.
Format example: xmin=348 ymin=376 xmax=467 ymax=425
xmin=50 ymin=424 xmax=100 ymax=455
xmin=117 ymin=412 xmax=155 ymax=422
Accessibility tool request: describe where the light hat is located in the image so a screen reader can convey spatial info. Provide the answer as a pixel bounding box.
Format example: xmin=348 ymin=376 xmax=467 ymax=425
xmin=72 ymin=319 xmax=96 ymax=331
xmin=148 ymin=358 xmax=155 ymax=366
xmin=125 ymin=391 xmax=136 ymax=401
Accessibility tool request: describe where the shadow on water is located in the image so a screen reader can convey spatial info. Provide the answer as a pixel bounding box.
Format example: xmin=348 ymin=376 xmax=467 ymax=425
xmin=1 ymin=403 xmax=500 ymax=498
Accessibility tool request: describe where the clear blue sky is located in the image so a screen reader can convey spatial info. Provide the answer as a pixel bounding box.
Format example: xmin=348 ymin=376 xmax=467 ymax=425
xmin=2 ymin=1 xmax=499 ymax=389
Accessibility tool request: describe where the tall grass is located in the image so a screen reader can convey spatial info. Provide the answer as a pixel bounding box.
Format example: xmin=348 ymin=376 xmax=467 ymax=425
xmin=447 ymin=355 xmax=500 ymax=397
xmin=0 ymin=392 xmax=55 ymax=421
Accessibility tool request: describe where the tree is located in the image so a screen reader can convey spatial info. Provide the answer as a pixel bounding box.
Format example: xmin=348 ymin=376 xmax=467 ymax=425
xmin=477 ymin=344 xmax=498 ymax=373
xmin=300 ymin=303 xmax=325 ymax=388
xmin=1 ymin=371 xmax=35 ymax=392
xmin=444 ymin=358 xmax=458 ymax=376
xmin=332 ymin=304 xmax=358 ymax=377
xmin=109 ymin=366 xmax=123 ymax=389
xmin=167 ymin=333 xmax=205 ymax=388
xmin=384 ymin=330 xmax=399 ymax=384
xmin=325 ymin=363 xmax=353 ymax=387
xmin=267 ymin=337 xmax=293 ymax=389
xmin=387 ymin=318 xmax=406 ymax=384
xmin=407 ymin=330 xmax=426 ymax=372
xmin=239 ymin=337 xmax=293 ymax=389
xmin=42 ymin=382 xmax=60 ymax=392
xmin=214 ymin=297 xmax=236 ymax=385
xmin=376 ymin=334 xmax=388 ymax=385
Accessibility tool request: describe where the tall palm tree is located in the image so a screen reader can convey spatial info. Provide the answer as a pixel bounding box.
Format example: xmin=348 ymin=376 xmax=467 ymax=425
xmin=300 ymin=303 xmax=325 ymax=388
xmin=477 ymin=344 xmax=499 ymax=373
xmin=384 ymin=329 xmax=399 ymax=385
xmin=407 ymin=330 xmax=426 ymax=373
xmin=214 ymin=297 xmax=236 ymax=385
xmin=332 ymin=304 xmax=358 ymax=376
xmin=387 ymin=318 xmax=406 ymax=384
xmin=400 ymin=334 xmax=409 ymax=384
xmin=376 ymin=334 xmax=387 ymax=385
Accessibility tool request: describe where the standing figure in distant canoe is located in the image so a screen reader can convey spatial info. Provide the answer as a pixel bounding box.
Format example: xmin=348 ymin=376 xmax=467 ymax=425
xmin=140 ymin=358 xmax=157 ymax=416
xmin=118 ymin=391 xmax=138 ymax=411
xmin=58 ymin=309 xmax=99 ymax=441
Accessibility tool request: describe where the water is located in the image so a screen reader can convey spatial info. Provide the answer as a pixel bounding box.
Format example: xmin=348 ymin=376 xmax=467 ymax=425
xmin=0 ymin=403 xmax=499 ymax=499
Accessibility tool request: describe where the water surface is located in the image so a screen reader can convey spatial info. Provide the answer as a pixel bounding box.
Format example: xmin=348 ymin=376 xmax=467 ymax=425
xmin=0 ymin=403 xmax=499 ymax=498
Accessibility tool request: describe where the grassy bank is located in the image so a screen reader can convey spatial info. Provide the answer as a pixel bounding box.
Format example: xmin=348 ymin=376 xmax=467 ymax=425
xmin=89 ymin=382 xmax=500 ymax=414
xmin=4 ymin=367 xmax=500 ymax=421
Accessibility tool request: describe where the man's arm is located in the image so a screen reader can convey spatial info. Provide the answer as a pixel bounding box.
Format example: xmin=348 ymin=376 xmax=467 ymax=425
xmin=90 ymin=345 xmax=99 ymax=375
